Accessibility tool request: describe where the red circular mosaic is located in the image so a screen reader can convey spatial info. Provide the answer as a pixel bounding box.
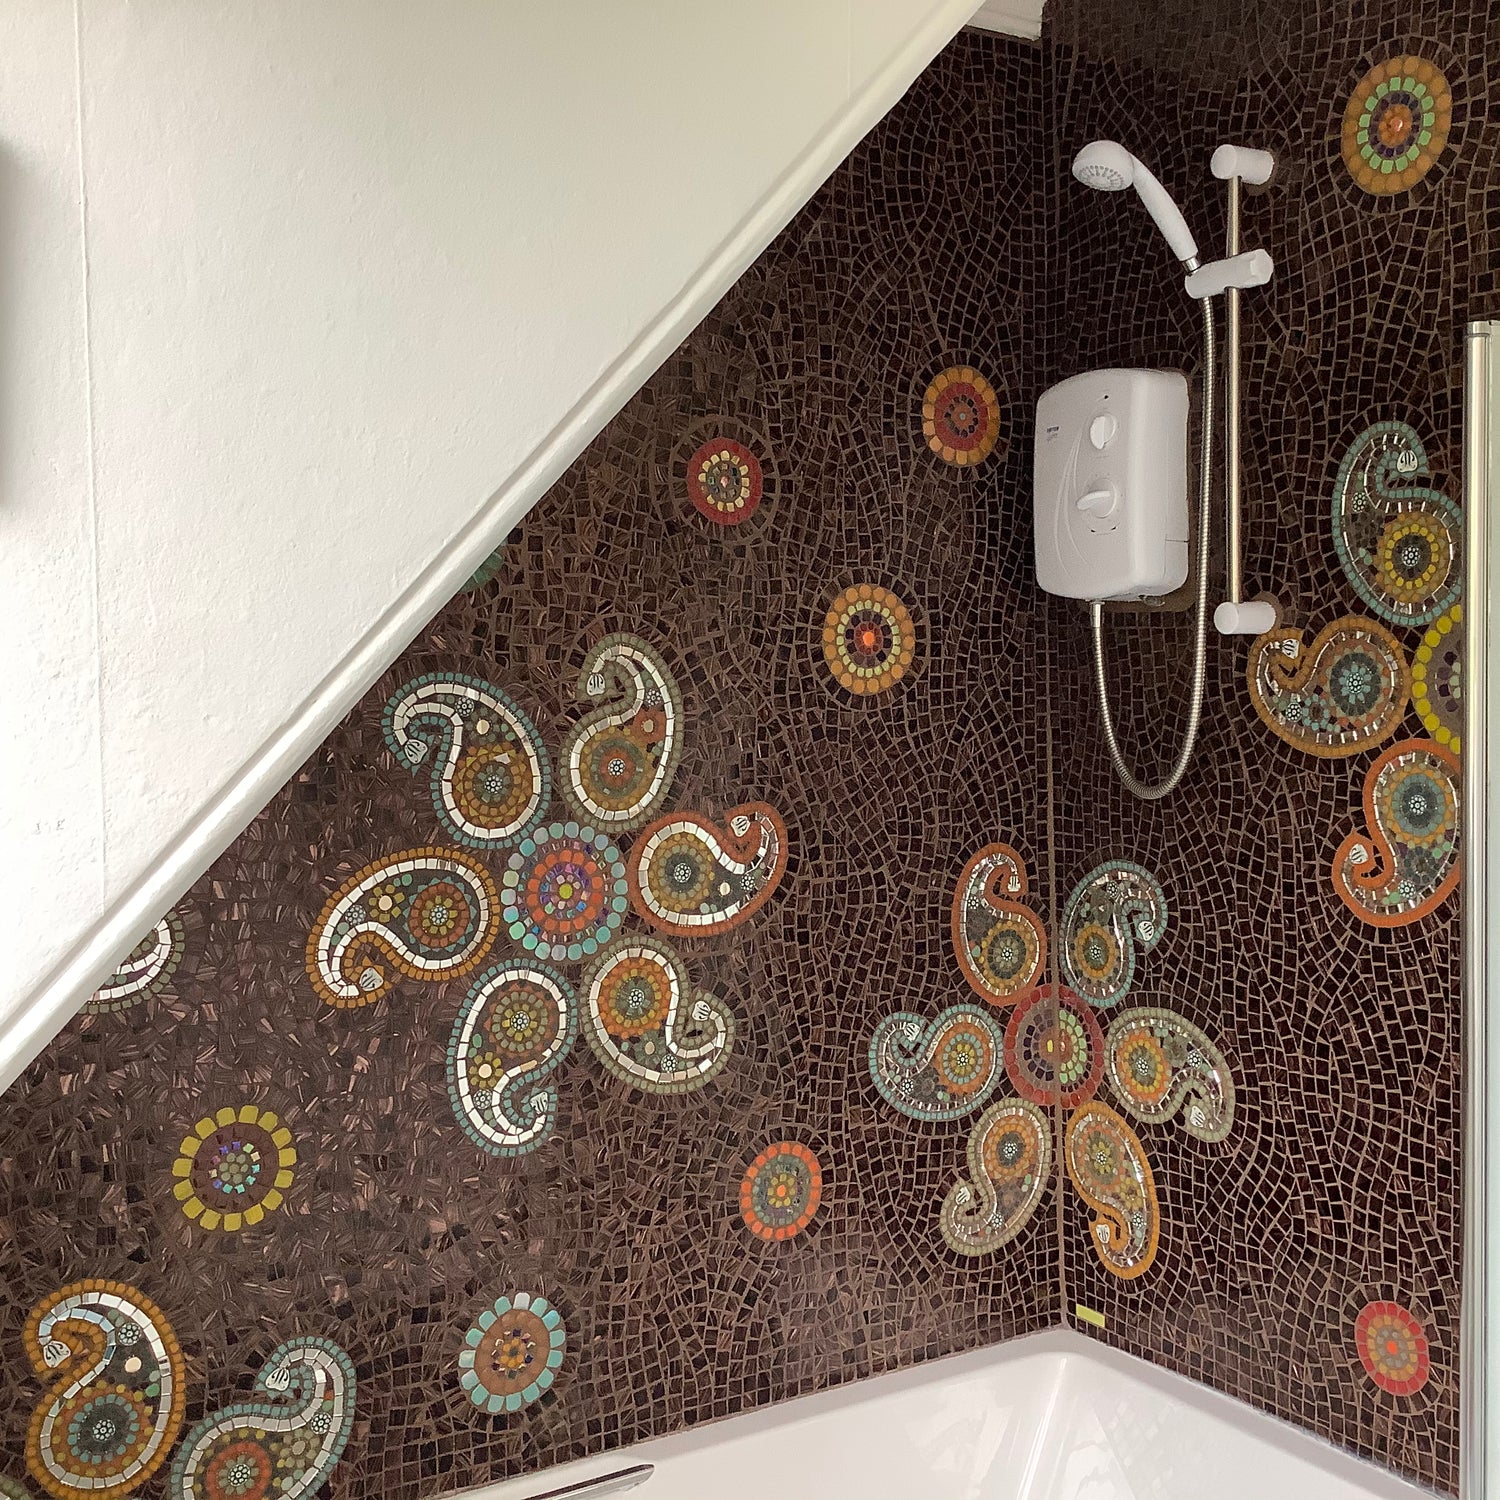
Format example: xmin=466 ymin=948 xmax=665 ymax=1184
xmin=686 ymin=436 xmax=763 ymax=524
xmin=921 ymin=366 xmax=1003 ymax=466
xmin=1354 ymin=1300 xmax=1431 ymax=1395
xmin=1003 ymin=984 xmax=1103 ymax=1108
xmin=740 ymin=1141 xmax=822 ymax=1241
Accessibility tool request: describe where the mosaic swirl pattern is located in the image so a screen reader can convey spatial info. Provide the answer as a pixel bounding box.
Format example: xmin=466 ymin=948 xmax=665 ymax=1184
xmin=305 ymin=848 xmax=499 ymax=1007
xmin=382 ymin=673 xmax=551 ymax=848
xmin=1065 ymin=1103 xmax=1159 ymax=1281
xmin=1103 ymin=1008 xmax=1234 ymax=1143
xmin=171 ymin=1103 xmax=296 ymax=1232
xmin=166 ymin=1337 xmax=356 ymax=1500
xmin=1355 ymin=1301 xmax=1432 ymax=1396
xmin=821 ymin=584 xmax=917 ymax=697
xmin=1412 ymin=604 xmax=1463 ymax=753
xmin=1003 ymin=985 xmax=1104 ymax=1109
xmin=23 ymin=1281 xmax=185 ymax=1500
xmin=740 ymin=1143 xmax=823 ymax=1242
xmin=87 ymin=910 xmax=186 ymax=1014
xmin=460 ymin=1292 xmax=566 ymax=1415
xmin=626 ymin=803 xmax=788 ymax=936
xmin=1333 ymin=738 xmax=1460 ymax=927
xmin=1247 ymin=617 xmax=1410 ymax=757
xmin=559 ymin=635 xmax=683 ymax=831
xmin=867 ymin=1004 xmax=1006 ymax=1121
xmin=446 ymin=961 xmax=578 ymax=1158
xmin=1341 ymin=56 xmax=1452 ymax=195
xmin=950 ymin=843 xmax=1047 ymax=1006
xmin=1058 ymin=861 xmax=1167 ymax=1008
xmin=1331 ymin=421 xmax=1462 ymax=627
xmin=939 ymin=1098 xmax=1051 ymax=1258
xmin=501 ymin=822 xmax=629 ymax=962
xmin=582 ymin=936 xmax=736 ymax=1094
xmin=921 ymin=365 xmax=1003 ymax=465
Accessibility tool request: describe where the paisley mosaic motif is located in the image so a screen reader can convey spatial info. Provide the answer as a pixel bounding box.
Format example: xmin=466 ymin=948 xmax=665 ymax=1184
xmin=868 ymin=1005 xmax=1006 ymax=1121
xmin=166 ymin=1337 xmax=356 ymax=1500
xmin=582 ymin=936 xmax=736 ymax=1094
xmin=1412 ymin=603 xmax=1463 ymax=753
xmin=685 ymin=435 xmax=763 ymax=524
xmin=1103 ymin=1008 xmax=1234 ymax=1143
xmin=171 ymin=1103 xmax=296 ymax=1232
xmin=23 ymin=1280 xmax=186 ymax=1500
xmin=501 ymin=822 xmax=629 ymax=961
xmin=1247 ymin=617 xmax=1410 ymax=757
xmin=740 ymin=1142 xmax=822 ymax=1241
xmin=1058 ymin=860 xmax=1167 ymax=1008
xmin=950 ymin=843 xmax=1047 ymax=1007
xmin=558 ymin=635 xmax=683 ymax=830
xmin=939 ymin=1098 xmax=1051 ymax=1258
xmin=1331 ymin=421 xmax=1462 ymax=626
xmin=1003 ymin=985 xmax=1104 ymax=1109
xmin=1333 ymin=738 xmax=1461 ymax=926
xmin=627 ymin=803 xmax=788 ymax=936
xmin=382 ymin=673 xmax=551 ymax=848
xmin=821 ymin=583 xmax=917 ymax=697
xmin=305 ymin=847 xmax=499 ymax=1007
xmin=1065 ymin=1102 xmax=1159 ymax=1280
xmin=921 ymin=365 xmax=1003 ymax=465
xmin=447 ymin=961 xmax=578 ymax=1157
xmin=459 ymin=1291 xmax=566 ymax=1415
xmin=88 ymin=909 xmax=186 ymax=1015
xmin=1355 ymin=1300 xmax=1432 ymax=1396
xmin=1341 ymin=56 xmax=1452 ymax=195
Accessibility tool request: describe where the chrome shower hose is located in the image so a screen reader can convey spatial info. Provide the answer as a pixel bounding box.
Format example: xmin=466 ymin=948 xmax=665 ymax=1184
xmin=1089 ymin=295 xmax=1215 ymax=800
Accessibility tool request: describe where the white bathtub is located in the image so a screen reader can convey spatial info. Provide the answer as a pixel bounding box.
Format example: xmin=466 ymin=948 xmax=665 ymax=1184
xmin=465 ymin=1330 xmax=1434 ymax=1500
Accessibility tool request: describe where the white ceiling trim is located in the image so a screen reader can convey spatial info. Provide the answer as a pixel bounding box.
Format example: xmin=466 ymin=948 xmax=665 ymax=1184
xmin=966 ymin=0 xmax=1044 ymax=41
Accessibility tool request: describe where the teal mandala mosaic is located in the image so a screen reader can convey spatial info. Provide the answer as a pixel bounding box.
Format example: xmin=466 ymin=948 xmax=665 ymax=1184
xmin=447 ymin=960 xmax=579 ymax=1157
xmin=501 ymin=822 xmax=629 ymax=962
xmin=459 ymin=1292 xmax=566 ymax=1415
xmin=166 ymin=1338 xmax=356 ymax=1500
xmin=1058 ymin=860 xmax=1167 ymax=1007
xmin=382 ymin=673 xmax=552 ymax=849
xmin=867 ymin=1004 xmax=1006 ymax=1121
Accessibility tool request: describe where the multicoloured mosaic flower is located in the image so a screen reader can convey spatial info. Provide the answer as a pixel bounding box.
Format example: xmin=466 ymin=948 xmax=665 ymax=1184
xmin=921 ymin=365 xmax=1003 ymax=465
xmin=500 ymin=822 xmax=628 ymax=962
xmin=1003 ymin=985 xmax=1104 ymax=1109
xmin=740 ymin=1141 xmax=822 ymax=1242
xmin=821 ymin=583 xmax=917 ymax=697
xmin=1342 ymin=56 xmax=1452 ymax=196
xmin=686 ymin=435 xmax=764 ymax=524
xmin=1355 ymin=1300 xmax=1431 ymax=1395
xmin=459 ymin=1291 xmax=566 ymax=1414
xmin=171 ymin=1104 xmax=296 ymax=1232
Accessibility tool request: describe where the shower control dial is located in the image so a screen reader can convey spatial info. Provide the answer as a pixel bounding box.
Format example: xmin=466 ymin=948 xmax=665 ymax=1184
xmin=1089 ymin=413 xmax=1118 ymax=449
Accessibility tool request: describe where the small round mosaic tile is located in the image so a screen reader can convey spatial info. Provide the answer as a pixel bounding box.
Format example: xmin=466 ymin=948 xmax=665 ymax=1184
xmin=459 ymin=1291 xmax=566 ymax=1415
xmin=501 ymin=822 xmax=629 ymax=961
xmin=1341 ymin=56 xmax=1452 ymax=195
xmin=1355 ymin=1300 xmax=1431 ymax=1396
xmin=740 ymin=1141 xmax=822 ymax=1242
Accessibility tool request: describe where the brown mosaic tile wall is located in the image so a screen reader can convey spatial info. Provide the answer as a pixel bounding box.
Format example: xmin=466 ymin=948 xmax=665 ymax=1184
xmin=1041 ymin=0 xmax=1484 ymax=1490
xmin=0 ymin=32 xmax=1062 ymax=1500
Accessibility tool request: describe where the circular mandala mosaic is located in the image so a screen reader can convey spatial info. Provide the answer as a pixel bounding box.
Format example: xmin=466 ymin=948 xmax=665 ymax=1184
xmin=171 ymin=1104 xmax=295 ymax=1233
xmin=501 ymin=821 xmax=629 ymax=962
xmin=921 ymin=366 xmax=1003 ymax=465
xmin=1004 ymin=985 xmax=1104 ymax=1109
xmin=1412 ymin=603 xmax=1463 ymax=752
xmin=822 ymin=583 xmax=917 ymax=696
xmin=1355 ymin=1300 xmax=1431 ymax=1395
xmin=686 ymin=435 xmax=763 ymax=525
xmin=1378 ymin=758 xmax=1453 ymax=848
xmin=1342 ymin=56 xmax=1452 ymax=196
xmin=459 ymin=1291 xmax=566 ymax=1415
xmin=740 ymin=1141 xmax=822 ymax=1242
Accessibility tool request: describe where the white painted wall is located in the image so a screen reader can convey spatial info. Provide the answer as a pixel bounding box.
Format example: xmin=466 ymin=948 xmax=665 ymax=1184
xmin=0 ymin=0 xmax=1015 ymax=1089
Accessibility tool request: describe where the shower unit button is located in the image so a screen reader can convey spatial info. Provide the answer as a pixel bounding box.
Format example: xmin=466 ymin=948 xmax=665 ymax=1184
xmin=1089 ymin=413 xmax=1118 ymax=448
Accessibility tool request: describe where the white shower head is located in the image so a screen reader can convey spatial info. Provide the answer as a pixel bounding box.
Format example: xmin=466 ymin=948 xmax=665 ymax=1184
xmin=1071 ymin=140 xmax=1200 ymax=267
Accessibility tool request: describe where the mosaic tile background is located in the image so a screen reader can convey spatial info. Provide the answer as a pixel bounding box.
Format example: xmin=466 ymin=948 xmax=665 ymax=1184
xmin=1043 ymin=0 xmax=1485 ymax=1487
xmin=0 ymin=32 xmax=1062 ymax=1500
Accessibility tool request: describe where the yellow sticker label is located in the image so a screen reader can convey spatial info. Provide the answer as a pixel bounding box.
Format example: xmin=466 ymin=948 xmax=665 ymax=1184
xmin=1074 ymin=1303 xmax=1106 ymax=1329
